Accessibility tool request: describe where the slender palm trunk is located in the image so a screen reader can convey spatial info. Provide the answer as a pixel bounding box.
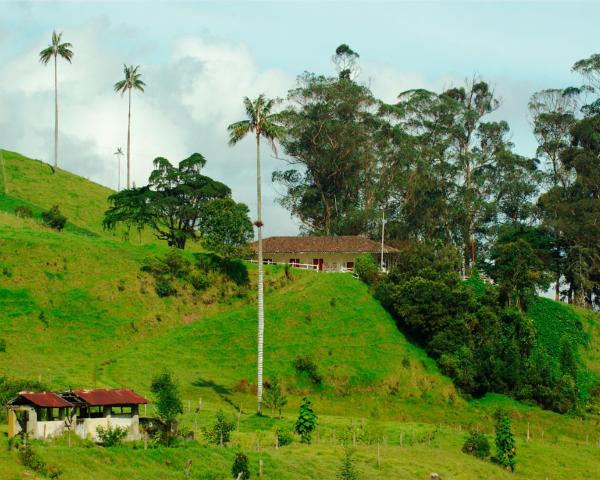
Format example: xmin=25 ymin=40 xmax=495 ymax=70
xmin=256 ymin=133 xmax=264 ymax=415
xmin=127 ymin=88 xmax=132 ymax=189
xmin=118 ymin=153 xmax=121 ymax=191
xmin=54 ymin=55 xmax=58 ymax=169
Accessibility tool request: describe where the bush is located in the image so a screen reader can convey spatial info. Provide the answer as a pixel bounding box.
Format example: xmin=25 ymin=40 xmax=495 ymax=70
xmin=96 ymin=424 xmax=128 ymax=446
xmin=293 ymin=356 xmax=322 ymax=385
xmin=337 ymin=447 xmax=358 ymax=480
xmin=295 ymin=397 xmax=317 ymax=444
xmin=190 ymin=272 xmax=210 ymax=291
xmin=462 ymin=431 xmax=490 ymax=459
xmin=231 ymin=452 xmax=250 ymax=479
xmin=494 ymin=413 xmax=516 ymax=472
xmin=155 ymin=278 xmax=177 ymax=297
xmin=275 ymin=426 xmax=293 ymax=447
xmin=355 ymin=253 xmax=379 ymax=285
xmin=203 ymin=409 xmax=235 ymax=446
xmin=41 ymin=205 xmax=67 ymax=231
xmin=14 ymin=206 xmax=33 ymax=218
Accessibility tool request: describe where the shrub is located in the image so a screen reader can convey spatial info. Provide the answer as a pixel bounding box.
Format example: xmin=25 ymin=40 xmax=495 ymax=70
xmin=190 ymin=272 xmax=210 ymax=291
xmin=203 ymin=409 xmax=235 ymax=446
xmin=155 ymin=278 xmax=177 ymax=297
xmin=462 ymin=431 xmax=490 ymax=459
xmin=151 ymin=372 xmax=183 ymax=445
xmin=14 ymin=206 xmax=33 ymax=218
xmin=295 ymin=397 xmax=317 ymax=444
xmin=494 ymin=413 xmax=516 ymax=472
xmin=275 ymin=426 xmax=293 ymax=447
xmin=355 ymin=253 xmax=379 ymax=285
xmin=231 ymin=452 xmax=250 ymax=479
xmin=41 ymin=205 xmax=67 ymax=231
xmin=96 ymin=424 xmax=128 ymax=446
xmin=337 ymin=447 xmax=358 ymax=480
xmin=294 ymin=355 xmax=322 ymax=385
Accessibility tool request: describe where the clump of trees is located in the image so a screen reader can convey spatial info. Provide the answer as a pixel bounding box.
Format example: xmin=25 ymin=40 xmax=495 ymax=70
xmin=375 ymin=241 xmax=586 ymax=413
xmin=103 ymin=153 xmax=252 ymax=252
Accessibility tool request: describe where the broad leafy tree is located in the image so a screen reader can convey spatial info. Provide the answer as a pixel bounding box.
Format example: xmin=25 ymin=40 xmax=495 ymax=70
xmin=39 ymin=31 xmax=74 ymax=169
xmin=227 ymin=94 xmax=283 ymax=414
xmin=104 ymin=153 xmax=249 ymax=250
xmin=114 ymin=65 xmax=145 ymax=188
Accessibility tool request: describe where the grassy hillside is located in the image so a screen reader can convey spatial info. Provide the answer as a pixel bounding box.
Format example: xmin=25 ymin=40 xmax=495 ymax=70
xmin=1 ymin=151 xmax=600 ymax=479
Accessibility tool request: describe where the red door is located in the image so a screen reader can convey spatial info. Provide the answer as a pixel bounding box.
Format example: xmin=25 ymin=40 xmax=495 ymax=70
xmin=312 ymin=258 xmax=324 ymax=271
xmin=346 ymin=261 xmax=354 ymax=272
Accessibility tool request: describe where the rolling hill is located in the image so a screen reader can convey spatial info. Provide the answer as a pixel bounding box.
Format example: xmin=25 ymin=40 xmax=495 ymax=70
xmin=1 ymin=150 xmax=600 ymax=479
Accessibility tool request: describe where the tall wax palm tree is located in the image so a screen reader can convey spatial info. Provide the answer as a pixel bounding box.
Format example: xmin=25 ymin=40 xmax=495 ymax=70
xmin=227 ymin=95 xmax=283 ymax=414
xmin=114 ymin=147 xmax=124 ymax=191
xmin=39 ymin=31 xmax=74 ymax=169
xmin=114 ymin=65 xmax=145 ymax=189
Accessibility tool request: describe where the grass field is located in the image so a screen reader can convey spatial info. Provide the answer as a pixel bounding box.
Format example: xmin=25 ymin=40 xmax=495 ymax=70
xmin=1 ymin=150 xmax=600 ymax=479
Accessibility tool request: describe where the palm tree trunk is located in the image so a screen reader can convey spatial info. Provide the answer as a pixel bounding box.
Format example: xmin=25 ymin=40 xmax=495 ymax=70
xmin=256 ymin=133 xmax=264 ymax=415
xmin=127 ymin=88 xmax=132 ymax=189
xmin=54 ymin=54 xmax=58 ymax=169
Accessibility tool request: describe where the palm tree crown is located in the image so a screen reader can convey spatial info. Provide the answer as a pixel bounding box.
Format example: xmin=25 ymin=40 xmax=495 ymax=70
xmin=114 ymin=65 xmax=146 ymax=95
xmin=227 ymin=94 xmax=283 ymax=150
xmin=39 ymin=31 xmax=74 ymax=65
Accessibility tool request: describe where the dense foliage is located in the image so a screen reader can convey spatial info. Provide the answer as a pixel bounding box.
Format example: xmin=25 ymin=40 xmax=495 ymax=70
xmin=494 ymin=412 xmax=516 ymax=472
xmin=231 ymin=452 xmax=250 ymax=479
xmin=462 ymin=432 xmax=491 ymax=459
xmin=376 ymin=241 xmax=587 ymax=412
xmin=41 ymin=205 xmax=67 ymax=231
xmin=150 ymin=371 xmax=183 ymax=444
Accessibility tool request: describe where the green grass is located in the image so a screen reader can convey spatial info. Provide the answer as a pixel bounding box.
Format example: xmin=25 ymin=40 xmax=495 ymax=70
xmin=1 ymin=151 xmax=600 ymax=479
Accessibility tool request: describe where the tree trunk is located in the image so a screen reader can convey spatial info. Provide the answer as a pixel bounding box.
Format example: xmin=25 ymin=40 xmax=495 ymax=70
xmin=127 ymin=88 xmax=132 ymax=189
xmin=54 ymin=54 xmax=58 ymax=169
xmin=256 ymin=133 xmax=264 ymax=415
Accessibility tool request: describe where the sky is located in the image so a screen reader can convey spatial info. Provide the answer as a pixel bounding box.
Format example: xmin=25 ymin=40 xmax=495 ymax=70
xmin=0 ymin=0 xmax=598 ymax=237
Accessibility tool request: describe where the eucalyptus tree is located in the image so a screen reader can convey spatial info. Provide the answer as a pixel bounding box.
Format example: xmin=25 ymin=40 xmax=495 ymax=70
xmin=227 ymin=94 xmax=283 ymax=414
xmin=39 ymin=31 xmax=74 ymax=169
xmin=114 ymin=65 xmax=145 ymax=189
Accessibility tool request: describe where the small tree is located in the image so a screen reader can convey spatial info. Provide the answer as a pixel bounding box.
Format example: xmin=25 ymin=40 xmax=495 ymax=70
xmin=203 ymin=409 xmax=235 ymax=446
xmin=337 ymin=446 xmax=358 ymax=480
xmin=355 ymin=253 xmax=379 ymax=285
xmin=294 ymin=397 xmax=317 ymax=444
xmin=263 ymin=378 xmax=288 ymax=418
xmin=495 ymin=413 xmax=516 ymax=472
xmin=150 ymin=372 xmax=183 ymax=444
xmin=41 ymin=205 xmax=67 ymax=231
xmin=231 ymin=452 xmax=250 ymax=479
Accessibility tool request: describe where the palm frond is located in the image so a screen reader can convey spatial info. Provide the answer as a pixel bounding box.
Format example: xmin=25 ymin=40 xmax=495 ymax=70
xmin=227 ymin=120 xmax=252 ymax=145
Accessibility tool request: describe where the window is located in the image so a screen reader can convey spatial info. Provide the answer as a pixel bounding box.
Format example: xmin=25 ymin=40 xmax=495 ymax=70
xmin=346 ymin=261 xmax=354 ymax=271
xmin=289 ymin=258 xmax=300 ymax=267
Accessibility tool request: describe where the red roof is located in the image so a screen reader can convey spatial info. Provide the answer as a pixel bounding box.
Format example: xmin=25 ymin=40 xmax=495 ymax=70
xmin=252 ymin=236 xmax=399 ymax=254
xmin=73 ymin=388 xmax=148 ymax=406
xmin=12 ymin=392 xmax=73 ymax=408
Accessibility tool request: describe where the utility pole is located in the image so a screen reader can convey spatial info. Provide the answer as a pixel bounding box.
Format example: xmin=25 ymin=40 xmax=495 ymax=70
xmin=114 ymin=147 xmax=124 ymax=191
xmin=380 ymin=210 xmax=386 ymax=272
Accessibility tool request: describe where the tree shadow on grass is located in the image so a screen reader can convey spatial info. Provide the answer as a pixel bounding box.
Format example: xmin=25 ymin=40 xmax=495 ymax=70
xmin=192 ymin=378 xmax=231 ymax=396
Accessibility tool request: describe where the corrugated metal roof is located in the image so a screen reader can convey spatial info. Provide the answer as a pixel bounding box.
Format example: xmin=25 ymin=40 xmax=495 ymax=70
xmin=251 ymin=236 xmax=399 ymax=254
xmin=11 ymin=392 xmax=73 ymax=408
xmin=73 ymin=388 xmax=148 ymax=406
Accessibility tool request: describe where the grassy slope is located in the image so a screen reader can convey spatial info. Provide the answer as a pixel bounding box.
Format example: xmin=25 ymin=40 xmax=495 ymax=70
xmin=1 ymin=152 xmax=600 ymax=479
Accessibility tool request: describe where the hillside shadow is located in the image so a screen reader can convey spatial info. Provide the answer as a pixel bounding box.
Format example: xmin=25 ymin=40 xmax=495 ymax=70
xmin=192 ymin=377 xmax=231 ymax=396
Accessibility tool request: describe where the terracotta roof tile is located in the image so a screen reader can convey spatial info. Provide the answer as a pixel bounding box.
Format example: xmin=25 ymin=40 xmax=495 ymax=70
xmin=251 ymin=236 xmax=399 ymax=254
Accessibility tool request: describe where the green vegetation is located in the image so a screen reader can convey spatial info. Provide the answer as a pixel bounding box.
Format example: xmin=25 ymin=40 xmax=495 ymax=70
xmin=295 ymin=397 xmax=317 ymax=444
xmin=0 ymin=151 xmax=600 ymax=479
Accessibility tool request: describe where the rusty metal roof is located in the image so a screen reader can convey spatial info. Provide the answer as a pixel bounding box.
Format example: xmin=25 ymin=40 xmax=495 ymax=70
xmin=252 ymin=236 xmax=400 ymax=254
xmin=73 ymin=388 xmax=148 ymax=406
xmin=10 ymin=392 xmax=73 ymax=408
